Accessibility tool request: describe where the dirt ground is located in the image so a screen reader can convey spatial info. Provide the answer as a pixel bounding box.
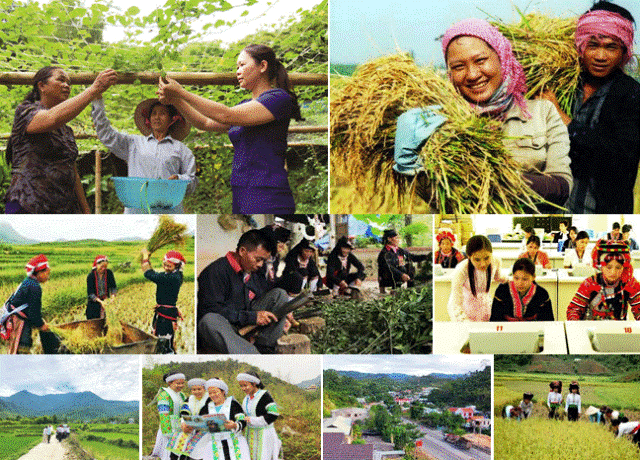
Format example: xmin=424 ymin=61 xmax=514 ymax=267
xmin=17 ymin=439 xmax=67 ymax=460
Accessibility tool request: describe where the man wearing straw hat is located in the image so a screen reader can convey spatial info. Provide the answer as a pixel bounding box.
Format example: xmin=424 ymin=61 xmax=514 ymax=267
xmin=91 ymin=94 xmax=197 ymax=213
xmin=544 ymin=1 xmax=640 ymax=213
xmin=197 ymin=228 xmax=294 ymax=354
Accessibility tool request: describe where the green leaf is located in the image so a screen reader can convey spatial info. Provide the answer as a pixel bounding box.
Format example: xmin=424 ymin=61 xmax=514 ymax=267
xmin=125 ymin=6 xmax=140 ymax=16
xmin=69 ymin=7 xmax=87 ymax=19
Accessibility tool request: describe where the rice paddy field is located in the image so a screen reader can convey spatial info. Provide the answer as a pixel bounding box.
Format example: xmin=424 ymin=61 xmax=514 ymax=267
xmin=495 ymin=372 xmax=640 ymax=459
xmin=73 ymin=422 xmax=139 ymax=460
xmin=0 ymin=421 xmax=41 ymax=460
xmin=0 ymin=238 xmax=195 ymax=354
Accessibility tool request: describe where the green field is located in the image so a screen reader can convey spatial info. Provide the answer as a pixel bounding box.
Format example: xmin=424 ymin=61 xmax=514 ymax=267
xmin=0 ymin=432 xmax=41 ymax=460
xmin=73 ymin=423 xmax=139 ymax=460
xmin=0 ymin=239 xmax=195 ymax=353
xmin=495 ymin=372 xmax=640 ymax=413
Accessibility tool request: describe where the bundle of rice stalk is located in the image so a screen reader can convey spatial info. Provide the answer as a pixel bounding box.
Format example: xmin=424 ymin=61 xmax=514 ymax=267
xmin=494 ymin=12 xmax=580 ymax=115
xmin=331 ymin=54 xmax=545 ymax=214
xmin=49 ymin=304 xmax=124 ymax=354
xmin=144 ymin=215 xmax=188 ymax=258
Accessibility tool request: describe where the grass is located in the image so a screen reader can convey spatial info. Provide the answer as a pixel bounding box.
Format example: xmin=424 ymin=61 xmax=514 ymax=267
xmin=78 ymin=439 xmax=138 ymax=460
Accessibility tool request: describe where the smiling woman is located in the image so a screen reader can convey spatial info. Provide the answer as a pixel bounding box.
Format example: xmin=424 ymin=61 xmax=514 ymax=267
xmin=4 ymin=66 xmax=117 ymax=214
xmin=440 ymin=19 xmax=573 ymax=210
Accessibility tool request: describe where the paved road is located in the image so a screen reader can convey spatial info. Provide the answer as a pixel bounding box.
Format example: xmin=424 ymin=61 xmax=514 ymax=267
xmin=17 ymin=439 xmax=67 ymax=460
xmin=413 ymin=423 xmax=491 ymax=460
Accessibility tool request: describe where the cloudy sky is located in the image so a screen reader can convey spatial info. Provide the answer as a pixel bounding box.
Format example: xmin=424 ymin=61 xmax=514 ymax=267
xmin=0 ymin=214 xmax=195 ymax=242
xmin=331 ymin=0 xmax=640 ymax=66
xmin=143 ymin=355 xmax=321 ymax=385
xmin=323 ymin=355 xmax=492 ymax=376
xmin=0 ymin=355 xmax=139 ymax=401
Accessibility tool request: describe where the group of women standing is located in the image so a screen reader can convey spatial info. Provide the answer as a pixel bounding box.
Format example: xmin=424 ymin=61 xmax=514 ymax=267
xmin=153 ymin=370 xmax=281 ymax=460
xmin=3 ymin=44 xmax=300 ymax=214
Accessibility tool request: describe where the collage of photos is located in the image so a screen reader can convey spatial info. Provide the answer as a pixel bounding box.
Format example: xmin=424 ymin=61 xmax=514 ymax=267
xmin=3 ymin=0 xmax=640 ymax=459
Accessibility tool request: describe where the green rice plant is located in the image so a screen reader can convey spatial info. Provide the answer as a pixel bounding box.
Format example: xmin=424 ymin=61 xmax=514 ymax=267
xmin=0 ymin=432 xmax=41 ymax=460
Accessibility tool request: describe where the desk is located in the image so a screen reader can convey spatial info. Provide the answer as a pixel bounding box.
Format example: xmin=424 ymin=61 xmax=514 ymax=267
xmin=434 ymin=268 xmax=560 ymax=321
xmin=566 ymin=321 xmax=640 ymax=354
xmin=432 ymin=321 xmax=567 ymax=354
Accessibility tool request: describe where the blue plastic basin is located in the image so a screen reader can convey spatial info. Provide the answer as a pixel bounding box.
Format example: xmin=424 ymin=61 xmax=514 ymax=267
xmin=111 ymin=177 xmax=188 ymax=212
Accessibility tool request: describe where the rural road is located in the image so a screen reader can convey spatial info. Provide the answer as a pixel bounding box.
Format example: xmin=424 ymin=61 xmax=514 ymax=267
xmin=17 ymin=439 xmax=68 ymax=460
xmin=416 ymin=425 xmax=490 ymax=460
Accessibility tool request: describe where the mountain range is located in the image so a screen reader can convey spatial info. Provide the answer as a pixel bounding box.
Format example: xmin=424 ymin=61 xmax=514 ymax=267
xmin=336 ymin=370 xmax=463 ymax=381
xmin=0 ymin=221 xmax=38 ymax=245
xmin=0 ymin=390 xmax=138 ymax=420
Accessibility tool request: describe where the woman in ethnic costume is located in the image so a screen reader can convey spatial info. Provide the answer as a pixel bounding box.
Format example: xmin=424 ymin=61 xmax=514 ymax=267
xmin=434 ymin=230 xmax=465 ymax=269
xmin=325 ymin=236 xmax=366 ymax=296
xmin=490 ymin=258 xmax=554 ymax=321
xmin=236 ymin=372 xmax=281 ymax=460
xmin=152 ymin=372 xmax=187 ymax=460
xmin=141 ymin=249 xmax=185 ymax=352
xmin=86 ymin=255 xmax=117 ymax=320
xmin=5 ymin=254 xmax=51 ymax=353
xmin=166 ymin=378 xmax=210 ymax=460
xmin=567 ymin=239 xmax=640 ymax=320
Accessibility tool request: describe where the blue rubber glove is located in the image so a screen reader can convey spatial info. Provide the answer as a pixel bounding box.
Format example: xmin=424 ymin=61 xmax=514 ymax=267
xmin=393 ymin=106 xmax=447 ymax=175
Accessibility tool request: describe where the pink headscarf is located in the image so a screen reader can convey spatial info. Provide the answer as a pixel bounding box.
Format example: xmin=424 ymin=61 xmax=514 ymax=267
xmin=442 ymin=18 xmax=529 ymax=116
xmin=575 ymin=10 xmax=634 ymax=66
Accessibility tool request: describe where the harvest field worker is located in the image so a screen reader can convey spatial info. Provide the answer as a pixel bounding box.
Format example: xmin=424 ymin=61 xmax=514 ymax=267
xmin=490 ymin=258 xmax=554 ymax=321
xmin=612 ymin=419 xmax=640 ymax=446
xmin=377 ymin=229 xmax=428 ymax=293
xmin=237 ymin=371 xmax=282 ymax=460
xmin=547 ymin=382 xmax=563 ymax=419
xmin=4 ymin=66 xmax=117 ymax=214
xmin=519 ymin=392 xmax=534 ymax=419
xmin=518 ymin=235 xmax=552 ymax=269
xmin=566 ymin=381 xmax=581 ymax=422
xmin=151 ymin=371 xmax=187 ymax=460
xmin=283 ymin=238 xmax=323 ymax=293
xmin=543 ymin=1 xmax=640 ymax=213
xmin=441 ymin=18 xmax=572 ymax=208
xmin=566 ymin=239 xmax=640 ymax=320
xmin=434 ymin=230 xmax=465 ymax=269
xmin=197 ymin=229 xmax=294 ymax=354
xmin=91 ymin=96 xmax=197 ymax=213
xmin=141 ymin=249 xmax=185 ymax=353
xmin=447 ymin=235 xmax=506 ymax=322
xmin=325 ymin=236 xmax=366 ymax=296
xmin=158 ymin=44 xmax=303 ymax=214
xmin=4 ymin=254 xmax=51 ymax=354
xmin=86 ymin=255 xmax=117 ymax=320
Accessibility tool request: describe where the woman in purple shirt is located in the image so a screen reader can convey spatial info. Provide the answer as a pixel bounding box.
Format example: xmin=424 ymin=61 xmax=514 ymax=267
xmin=158 ymin=44 xmax=303 ymax=213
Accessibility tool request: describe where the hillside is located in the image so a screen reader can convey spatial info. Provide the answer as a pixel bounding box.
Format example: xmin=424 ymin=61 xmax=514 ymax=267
xmin=495 ymin=355 xmax=640 ymax=378
xmin=0 ymin=390 xmax=138 ymax=420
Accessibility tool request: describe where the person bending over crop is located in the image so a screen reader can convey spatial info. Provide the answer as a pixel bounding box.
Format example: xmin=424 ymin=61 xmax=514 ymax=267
xmin=542 ymin=1 xmax=640 ymax=213
xmin=612 ymin=419 xmax=640 ymax=446
xmin=567 ymin=239 xmax=640 ymax=320
xmin=434 ymin=230 xmax=465 ymax=269
xmin=448 ymin=235 xmax=506 ymax=321
xmin=141 ymin=249 xmax=185 ymax=353
xmin=3 ymin=254 xmax=51 ymax=354
xmin=518 ymin=235 xmax=551 ymax=269
xmin=519 ymin=392 xmax=534 ymax=419
xmin=441 ymin=19 xmax=572 ymax=208
xmin=158 ymin=44 xmax=303 ymax=214
xmin=91 ymin=95 xmax=197 ymax=214
xmin=197 ymin=229 xmax=294 ymax=354
xmin=86 ymin=255 xmax=117 ymax=320
xmin=490 ymin=257 xmax=554 ymax=321
xmin=377 ymin=229 xmax=428 ymax=294
xmin=4 ymin=66 xmax=117 ymax=213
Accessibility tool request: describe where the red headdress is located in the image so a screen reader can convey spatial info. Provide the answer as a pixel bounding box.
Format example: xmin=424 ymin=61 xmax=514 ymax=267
xmin=26 ymin=254 xmax=49 ymax=276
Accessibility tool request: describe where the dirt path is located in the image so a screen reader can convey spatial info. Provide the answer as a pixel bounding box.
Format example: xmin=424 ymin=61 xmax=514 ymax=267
xmin=17 ymin=439 xmax=68 ymax=460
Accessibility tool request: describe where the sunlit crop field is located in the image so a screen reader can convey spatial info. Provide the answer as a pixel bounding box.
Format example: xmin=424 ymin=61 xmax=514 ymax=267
xmin=73 ymin=423 xmax=139 ymax=460
xmin=0 ymin=239 xmax=195 ymax=354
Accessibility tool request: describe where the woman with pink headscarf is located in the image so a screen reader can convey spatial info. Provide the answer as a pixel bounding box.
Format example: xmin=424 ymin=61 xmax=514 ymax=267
xmin=543 ymin=1 xmax=640 ymax=214
xmin=441 ymin=18 xmax=572 ymax=208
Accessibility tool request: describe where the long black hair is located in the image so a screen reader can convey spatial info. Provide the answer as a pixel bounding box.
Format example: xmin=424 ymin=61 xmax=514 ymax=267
xmin=466 ymin=235 xmax=493 ymax=297
xmin=243 ymin=44 xmax=303 ymax=121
